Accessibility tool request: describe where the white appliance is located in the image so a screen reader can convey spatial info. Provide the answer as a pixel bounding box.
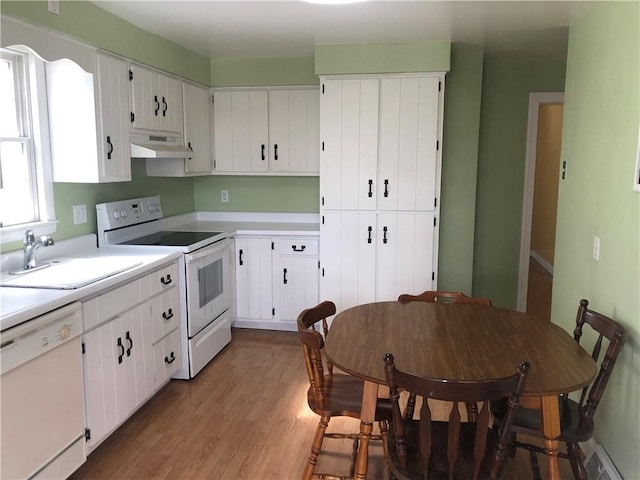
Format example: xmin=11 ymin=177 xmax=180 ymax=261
xmin=96 ymin=195 xmax=232 ymax=379
xmin=1 ymin=302 xmax=86 ymax=479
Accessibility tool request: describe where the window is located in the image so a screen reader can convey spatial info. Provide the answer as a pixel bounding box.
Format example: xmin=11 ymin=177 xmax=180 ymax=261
xmin=0 ymin=47 xmax=55 ymax=243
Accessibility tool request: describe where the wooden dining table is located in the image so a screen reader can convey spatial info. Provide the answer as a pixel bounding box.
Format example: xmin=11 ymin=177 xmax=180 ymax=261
xmin=324 ymin=301 xmax=597 ymax=480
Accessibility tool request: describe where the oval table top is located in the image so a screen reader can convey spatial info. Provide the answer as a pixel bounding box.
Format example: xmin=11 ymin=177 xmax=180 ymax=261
xmin=325 ymin=301 xmax=597 ymax=397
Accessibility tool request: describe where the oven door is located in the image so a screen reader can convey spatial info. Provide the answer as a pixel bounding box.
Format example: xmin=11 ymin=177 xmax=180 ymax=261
xmin=185 ymin=238 xmax=231 ymax=337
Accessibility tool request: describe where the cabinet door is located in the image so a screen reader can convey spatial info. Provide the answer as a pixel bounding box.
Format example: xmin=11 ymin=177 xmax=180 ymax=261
xmin=235 ymin=237 xmax=273 ymax=320
xmin=158 ymin=73 xmax=184 ymax=134
xmin=320 ymin=79 xmax=379 ymax=211
xmin=96 ymin=52 xmax=131 ymax=181
xmin=378 ymin=76 xmax=441 ymax=211
xmin=276 ymin=238 xmax=319 ymax=322
xmin=150 ymin=287 xmax=180 ymax=344
xmin=375 ymin=212 xmax=435 ymax=301
xmin=269 ymin=88 xmax=319 ymax=174
xmin=130 ymin=64 xmax=157 ymax=131
xmin=213 ymin=90 xmax=269 ymax=173
xmin=320 ymin=212 xmax=376 ymax=315
xmin=183 ymin=82 xmax=212 ymax=173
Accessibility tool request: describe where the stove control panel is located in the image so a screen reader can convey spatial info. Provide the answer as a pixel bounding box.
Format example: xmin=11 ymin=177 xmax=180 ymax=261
xmin=97 ymin=195 xmax=164 ymax=233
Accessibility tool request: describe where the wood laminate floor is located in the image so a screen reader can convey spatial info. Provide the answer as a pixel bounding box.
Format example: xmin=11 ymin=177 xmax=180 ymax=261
xmin=71 ymin=328 xmax=574 ymax=480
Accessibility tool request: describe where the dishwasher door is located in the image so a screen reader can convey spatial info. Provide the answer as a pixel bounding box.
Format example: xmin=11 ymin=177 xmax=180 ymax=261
xmin=1 ymin=302 xmax=86 ymax=479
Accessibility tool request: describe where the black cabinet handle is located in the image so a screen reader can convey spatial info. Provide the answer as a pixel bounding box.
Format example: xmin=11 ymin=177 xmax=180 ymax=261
xmin=125 ymin=331 xmax=133 ymax=357
xmin=239 ymin=249 xmax=244 ymax=266
xmin=261 ymin=144 xmax=265 ymax=161
xmin=283 ymin=268 xmax=288 ymax=284
xmin=165 ymin=352 xmax=176 ymax=364
xmin=162 ymin=96 xmax=167 ymax=116
xmin=384 ymin=179 xmax=389 ymax=197
xmin=291 ymin=245 xmax=306 ymax=252
xmin=162 ymin=309 xmax=174 ymax=321
xmin=106 ymin=136 xmax=113 ymax=160
xmin=368 ymin=179 xmax=373 ymax=198
xmin=383 ymin=226 xmax=388 ymax=244
xmin=187 ymin=142 xmax=193 ymax=151
xmin=154 ymin=95 xmax=160 ymax=116
xmin=117 ymin=337 xmax=124 ymax=364
xmin=274 ymin=144 xmax=278 ymax=160
xmin=367 ymin=226 xmax=373 ymax=244
xmin=160 ymin=274 xmax=172 ymax=286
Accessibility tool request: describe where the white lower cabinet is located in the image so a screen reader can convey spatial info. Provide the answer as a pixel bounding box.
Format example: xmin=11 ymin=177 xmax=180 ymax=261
xmin=320 ymin=211 xmax=435 ymax=314
xmin=82 ymin=260 xmax=181 ymax=452
xmin=234 ymin=236 xmax=319 ymax=331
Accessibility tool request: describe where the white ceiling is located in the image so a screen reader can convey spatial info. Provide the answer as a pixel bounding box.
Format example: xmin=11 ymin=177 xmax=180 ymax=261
xmin=91 ymin=1 xmax=596 ymax=60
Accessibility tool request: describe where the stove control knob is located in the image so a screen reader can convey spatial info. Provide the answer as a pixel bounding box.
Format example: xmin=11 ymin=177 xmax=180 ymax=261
xmin=60 ymin=324 xmax=71 ymax=340
xmin=148 ymin=205 xmax=154 ymax=212
xmin=121 ymin=209 xmax=128 ymax=218
xmin=113 ymin=210 xmax=121 ymax=219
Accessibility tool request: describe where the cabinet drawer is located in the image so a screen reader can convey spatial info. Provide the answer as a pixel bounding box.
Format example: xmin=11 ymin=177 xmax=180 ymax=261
xmin=154 ymin=329 xmax=181 ymax=387
xmin=148 ymin=262 xmax=179 ymax=297
xmin=278 ymin=238 xmax=318 ymax=256
xmin=150 ymin=287 xmax=180 ymax=344
xmin=83 ymin=279 xmax=145 ymax=330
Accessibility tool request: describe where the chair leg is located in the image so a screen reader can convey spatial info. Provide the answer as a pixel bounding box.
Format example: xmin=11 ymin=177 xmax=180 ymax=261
xmin=566 ymin=442 xmax=587 ymax=480
xmin=303 ymin=415 xmax=330 ymax=480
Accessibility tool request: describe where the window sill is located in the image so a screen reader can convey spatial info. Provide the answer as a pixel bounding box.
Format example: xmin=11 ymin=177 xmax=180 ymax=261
xmin=0 ymin=220 xmax=58 ymax=244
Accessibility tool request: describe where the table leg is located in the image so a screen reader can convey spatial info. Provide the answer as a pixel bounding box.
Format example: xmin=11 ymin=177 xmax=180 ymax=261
xmin=540 ymin=395 xmax=561 ymax=480
xmin=353 ymin=380 xmax=379 ymax=480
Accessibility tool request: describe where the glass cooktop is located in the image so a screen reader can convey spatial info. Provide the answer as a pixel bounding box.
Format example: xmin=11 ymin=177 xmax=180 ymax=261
xmin=122 ymin=231 xmax=224 ymax=247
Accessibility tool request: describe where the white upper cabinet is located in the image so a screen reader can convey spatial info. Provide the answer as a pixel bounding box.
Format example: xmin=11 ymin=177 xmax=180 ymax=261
xmin=212 ymin=86 xmax=319 ymax=175
xmin=182 ymin=82 xmax=213 ymax=173
xmin=130 ymin=64 xmax=183 ymax=135
xmin=47 ymin=52 xmax=131 ymax=183
xmin=268 ymin=89 xmax=319 ymax=174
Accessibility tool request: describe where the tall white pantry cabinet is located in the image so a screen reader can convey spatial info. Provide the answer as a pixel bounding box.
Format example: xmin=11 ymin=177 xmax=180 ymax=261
xmin=319 ymin=74 xmax=445 ymax=315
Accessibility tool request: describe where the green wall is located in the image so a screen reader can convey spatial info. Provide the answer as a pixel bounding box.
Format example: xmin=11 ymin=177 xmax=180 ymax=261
xmin=473 ymin=57 xmax=567 ymax=307
xmin=552 ymin=2 xmax=639 ymax=476
xmin=438 ymin=45 xmax=484 ymax=294
xmin=211 ymin=57 xmax=317 ymax=87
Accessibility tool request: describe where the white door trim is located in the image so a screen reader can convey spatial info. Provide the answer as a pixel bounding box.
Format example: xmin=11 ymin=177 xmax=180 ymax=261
xmin=516 ymin=92 xmax=564 ymax=312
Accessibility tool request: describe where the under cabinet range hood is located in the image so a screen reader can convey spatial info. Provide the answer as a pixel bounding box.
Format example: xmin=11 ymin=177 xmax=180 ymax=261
xmin=130 ymin=133 xmax=192 ymax=159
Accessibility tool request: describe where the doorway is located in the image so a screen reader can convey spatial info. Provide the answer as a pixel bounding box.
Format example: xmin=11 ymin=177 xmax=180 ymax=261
xmin=516 ymin=93 xmax=564 ymax=317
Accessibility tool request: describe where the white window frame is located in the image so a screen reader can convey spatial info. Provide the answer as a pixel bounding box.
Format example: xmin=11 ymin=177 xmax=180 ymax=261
xmin=0 ymin=47 xmax=56 ymax=244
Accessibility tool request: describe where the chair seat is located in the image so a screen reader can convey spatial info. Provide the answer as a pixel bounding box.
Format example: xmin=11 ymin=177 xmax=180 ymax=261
xmin=491 ymin=397 xmax=594 ymax=443
xmin=307 ymin=373 xmax=392 ymax=420
xmin=387 ymin=419 xmax=503 ymax=480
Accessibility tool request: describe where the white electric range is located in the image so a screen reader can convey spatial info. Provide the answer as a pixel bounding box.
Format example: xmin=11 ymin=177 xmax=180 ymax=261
xmin=96 ymin=195 xmax=232 ymax=379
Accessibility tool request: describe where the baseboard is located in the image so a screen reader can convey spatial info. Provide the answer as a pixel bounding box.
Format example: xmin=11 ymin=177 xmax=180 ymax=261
xmin=530 ymin=250 xmax=554 ymax=275
xmin=582 ymin=439 xmax=623 ymax=480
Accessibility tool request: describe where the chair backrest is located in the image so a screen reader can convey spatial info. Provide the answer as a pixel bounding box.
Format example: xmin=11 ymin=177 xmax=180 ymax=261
xmin=398 ymin=290 xmax=492 ymax=306
xmin=383 ymin=353 xmax=529 ymax=480
xmin=297 ymin=301 xmax=337 ymax=405
xmin=573 ymin=299 xmax=626 ymax=433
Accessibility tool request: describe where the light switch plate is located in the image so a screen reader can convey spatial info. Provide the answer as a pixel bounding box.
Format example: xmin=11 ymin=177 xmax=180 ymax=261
xmin=221 ymin=190 xmax=229 ymax=203
xmin=73 ymin=204 xmax=87 ymax=225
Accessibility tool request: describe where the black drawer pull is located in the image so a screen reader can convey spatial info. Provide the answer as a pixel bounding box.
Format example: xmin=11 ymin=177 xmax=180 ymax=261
xmin=383 ymin=226 xmax=388 ymax=244
xmin=117 ymin=337 xmax=124 ymax=364
xmin=261 ymin=144 xmax=265 ymax=160
xmin=106 ymin=136 xmax=113 ymax=160
xmin=384 ymin=179 xmax=389 ymax=197
xmin=162 ymin=309 xmax=174 ymax=321
xmin=125 ymin=331 xmax=133 ymax=357
xmin=239 ymin=249 xmax=244 ymax=266
xmin=368 ymin=179 xmax=373 ymax=198
xmin=283 ymin=268 xmax=288 ymax=284
xmin=160 ymin=274 xmax=172 ymax=286
xmin=162 ymin=96 xmax=168 ymax=116
xmin=367 ymin=226 xmax=373 ymax=244
xmin=274 ymin=144 xmax=278 ymax=160
xmin=291 ymin=245 xmax=306 ymax=252
xmin=165 ymin=352 xmax=176 ymax=364
xmin=154 ymin=95 xmax=160 ymax=116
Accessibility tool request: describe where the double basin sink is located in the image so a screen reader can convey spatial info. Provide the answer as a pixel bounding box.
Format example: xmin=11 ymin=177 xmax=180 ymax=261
xmin=0 ymin=256 xmax=142 ymax=290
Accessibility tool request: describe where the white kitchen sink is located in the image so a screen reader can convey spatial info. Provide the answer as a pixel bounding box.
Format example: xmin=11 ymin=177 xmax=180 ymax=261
xmin=0 ymin=257 xmax=142 ymax=290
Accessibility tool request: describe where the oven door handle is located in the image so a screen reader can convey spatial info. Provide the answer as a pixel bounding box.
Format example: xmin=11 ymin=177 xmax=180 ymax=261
xmin=185 ymin=238 xmax=231 ymax=263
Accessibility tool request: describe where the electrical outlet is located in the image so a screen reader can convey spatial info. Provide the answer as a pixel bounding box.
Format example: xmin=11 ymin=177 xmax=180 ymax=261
xmin=593 ymin=236 xmax=600 ymax=261
xmin=48 ymin=0 xmax=60 ymax=15
xmin=221 ymin=190 xmax=229 ymax=203
xmin=73 ymin=204 xmax=87 ymax=225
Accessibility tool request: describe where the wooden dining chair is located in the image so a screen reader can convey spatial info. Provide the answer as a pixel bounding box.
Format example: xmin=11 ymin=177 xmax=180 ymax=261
xmin=491 ymin=299 xmax=627 ymax=480
xmin=383 ymin=352 xmax=530 ymax=480
xmin=397 ymin=290 xmax=493 ymax=421
xmin=398 ymin=290 xmax=493 ymax=306
xmin=297 ymin=301 xmax=392 ymax=480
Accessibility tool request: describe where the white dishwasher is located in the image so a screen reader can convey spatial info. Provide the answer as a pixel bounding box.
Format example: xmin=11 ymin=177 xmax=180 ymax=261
xmin=1 ymin=302 xmax=86 ymax=479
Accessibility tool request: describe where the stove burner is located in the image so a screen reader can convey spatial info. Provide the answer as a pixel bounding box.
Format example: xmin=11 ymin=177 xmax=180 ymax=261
xmin=122 ymin=231 xmax=224 ymax=247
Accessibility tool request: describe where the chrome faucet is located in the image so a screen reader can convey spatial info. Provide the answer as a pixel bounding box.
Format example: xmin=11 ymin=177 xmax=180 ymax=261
xmin=22 ymin=229 xmax=54 ymax=270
